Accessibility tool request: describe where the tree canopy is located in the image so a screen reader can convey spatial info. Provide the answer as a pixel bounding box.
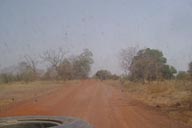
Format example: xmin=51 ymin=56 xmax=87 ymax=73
xmin=128 ymin=48 xmax=176 ymax=81
xmin=95 ymin=70 xmax=112 ymax=80
xmin=42 ymin=48 xmax=94 ymax=80
xmin=73 ymin=49 xmax=94 ymax=79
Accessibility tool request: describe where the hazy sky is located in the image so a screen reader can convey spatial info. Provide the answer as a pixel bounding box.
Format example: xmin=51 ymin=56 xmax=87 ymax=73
xmin=0 ymin=0 xmax=192 ymax=74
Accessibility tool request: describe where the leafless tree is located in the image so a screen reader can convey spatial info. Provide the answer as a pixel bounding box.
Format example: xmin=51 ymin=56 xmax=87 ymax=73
xmin=16 ymin=55 xmax=39 ymax=82
xmin=119 ymin=47 xmax=138 ymax=75
xmin=24 ymin=55 xmax=38 ymax=75
xmin=40 ymin=48 xmax=67 ymax=79
xmin=40 ymin=48 xmax=66 ymax=69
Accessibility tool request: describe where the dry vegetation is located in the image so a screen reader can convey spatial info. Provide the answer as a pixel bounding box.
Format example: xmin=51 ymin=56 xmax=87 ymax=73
xmin=0 ymin=80 xmax=74 ymax=111
xmin=1 ymin=79 xmax=192 ymax=126
xmin=105 ymin=80 xmax=192 ymax=126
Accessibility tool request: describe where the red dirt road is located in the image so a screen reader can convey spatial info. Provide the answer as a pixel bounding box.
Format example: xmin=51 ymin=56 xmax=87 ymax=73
xmin=0 ymin=80 xmax=191 ymax=128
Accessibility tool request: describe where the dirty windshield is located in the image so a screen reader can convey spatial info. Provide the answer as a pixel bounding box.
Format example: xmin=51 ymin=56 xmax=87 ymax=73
xmin=0 ymin=1 xmax=192 ymax=128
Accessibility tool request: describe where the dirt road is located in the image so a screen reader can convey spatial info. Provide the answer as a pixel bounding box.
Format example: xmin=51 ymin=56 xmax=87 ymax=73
xmin=0 ymin=80 xmax=191 ymax=128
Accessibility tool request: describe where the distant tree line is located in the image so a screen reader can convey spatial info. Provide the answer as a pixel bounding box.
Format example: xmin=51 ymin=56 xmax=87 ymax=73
xmin=93 ymin=69 xmax=119 ymax=80
xmin=1 ymin=46 xmax=192 ymax=84
xmin=120 ymin=47 xmax=192 ymax=82
xmin=41 ymin=48 xmax=93 ymax=80
xmin=176 ymin=62 xmax=192 ymax=80
xmin=0 ymin=48 xmax=93 ymax=84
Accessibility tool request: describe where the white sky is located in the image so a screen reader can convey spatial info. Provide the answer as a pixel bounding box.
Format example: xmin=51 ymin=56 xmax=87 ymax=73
xmin=0 ymin=0 xmax=192 ymax=74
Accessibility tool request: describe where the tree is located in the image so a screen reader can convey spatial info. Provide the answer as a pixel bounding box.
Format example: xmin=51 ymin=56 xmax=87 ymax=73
xmin=188 ymin=62 xmax=192 ymax=77
xmin=23 ymin=55 xmax=38 ymax=79
xmin=119 ymin=47 xmax=138 ymax=75
xmin=162 ymin=65 xmax=177 ymax=79
xmin=0 ymin=73 xmax=14 ymax=83
xmin=72 ymin=49 xmax=94 ymax=79
xmin=41 ymin=48 xmax=93 ymax=80
xmin=41 ymin=48 xmax=66 ymax=69
xmin=18 ymin=61 xmax=35 ymax=82
xmin=41 ymin=48 xmax=66 ymax=79
xmin=95 ymin=70 xmax=112 ymax=80
xmin=57 ymin=58 xmax=74 ymax=80
xmin=129 ymin=48 xmax=175 ymax=82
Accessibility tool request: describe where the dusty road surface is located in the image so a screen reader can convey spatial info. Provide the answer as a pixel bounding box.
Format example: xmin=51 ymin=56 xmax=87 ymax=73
xmin=0 ymin=80 xmax=191 ymax=128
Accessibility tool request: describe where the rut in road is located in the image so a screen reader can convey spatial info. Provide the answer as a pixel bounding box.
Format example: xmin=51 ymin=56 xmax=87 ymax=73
xmin=0 ymin=80 xmax=191 ymax=128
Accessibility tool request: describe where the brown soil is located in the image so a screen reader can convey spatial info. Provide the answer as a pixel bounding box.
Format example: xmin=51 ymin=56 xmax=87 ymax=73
xmin=0 ymin=80 xmax=191 ymax=128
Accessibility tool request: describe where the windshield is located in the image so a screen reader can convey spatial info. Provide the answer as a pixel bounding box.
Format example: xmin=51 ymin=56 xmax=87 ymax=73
xmin=0 ymin=1 xmax=192 ymax=128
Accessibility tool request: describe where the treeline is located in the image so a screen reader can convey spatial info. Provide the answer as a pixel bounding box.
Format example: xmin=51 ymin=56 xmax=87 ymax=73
xmin=93 ymin=70 xmax=119 ymax=80
xmin=120 ymin=47 xmax=192 ymax=82
xmin=176 ymin=62 xmax=192 ymax=80
xmin=1 ymin=47 xmax=192 ymax=83
xmin=0 ymin=49 xmax=93 ymax=83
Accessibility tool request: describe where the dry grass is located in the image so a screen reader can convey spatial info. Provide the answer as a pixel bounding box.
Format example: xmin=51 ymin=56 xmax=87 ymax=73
xmin=125 ymin=80 xmax=192 ymax=126
xmin=105 ymin=80 xmax=192 ymax=126
xmin=0 ymin=80 xmax=71 ymax=110
xmin=123 ymin=80 xmax=192 ymax=107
